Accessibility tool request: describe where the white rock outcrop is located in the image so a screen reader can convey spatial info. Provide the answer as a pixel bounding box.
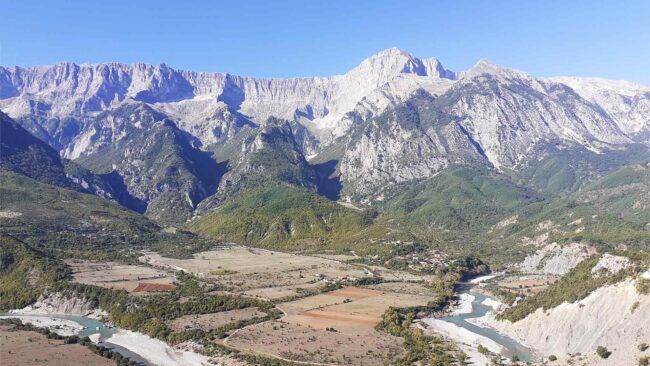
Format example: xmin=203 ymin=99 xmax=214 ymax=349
xmin=487 ymin=280 xmax=650 ymax=362
xmin=1 ymin=48 xmax=648 ymax=199
xmin=517 ymin=242 xmax=596 ymax=275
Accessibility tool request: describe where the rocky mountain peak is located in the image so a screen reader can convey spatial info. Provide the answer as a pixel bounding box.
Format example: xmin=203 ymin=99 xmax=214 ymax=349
xmin=352 ymin=47 xmax=455 ymax=81
xmin=461 ymin=59 xmax=526 ymax=80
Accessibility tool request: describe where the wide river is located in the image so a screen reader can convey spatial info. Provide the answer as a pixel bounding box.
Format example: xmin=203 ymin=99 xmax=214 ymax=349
xmin=441 ymin=283 xmax=535 ymax=362
xmin=4 ymin=282 xmax=535 ymax=364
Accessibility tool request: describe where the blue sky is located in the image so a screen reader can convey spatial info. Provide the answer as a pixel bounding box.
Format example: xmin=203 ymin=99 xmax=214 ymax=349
xmin=1 ymin=0 xmax=649 ymax=83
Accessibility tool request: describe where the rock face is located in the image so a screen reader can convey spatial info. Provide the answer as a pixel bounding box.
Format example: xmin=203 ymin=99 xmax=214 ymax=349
xmin=517 ymin=242 xmax=597 ymax=275
xmin=76 ymin=118 xmax=223 ymax=224
xmin=548 ymin=76 xmax=650 ymax=138
xmin=489 ymin=280 xmax=650 ymax=362
xmin=197 ymin=118 xmax=318 ymax=212
xmin=13 ymin=292 xmax=98 ymax=316
xmin=1 ymin=48 xmax=648 ymax=215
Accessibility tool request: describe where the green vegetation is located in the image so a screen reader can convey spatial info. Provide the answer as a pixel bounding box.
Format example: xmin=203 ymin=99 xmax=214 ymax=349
xmin=57 ymin=272 xmax=279 ymax=344
xmin=579 ymin=162 xmax=650 ymax=224
xmin=383 ymin=166 xmax=542 ymax=231
xmin=498 ymin=256 xmax=615 ymax=321
xmin=482 ymin=196 xmax=650 ymax=265
xmin=596 ymin=346 xmax=612 ymax=359
xmin=637 ymin=277 xmax=650 ymax=295
xmin=548 ymin=355 xmax=557 ymax=361
xmin=0 ymin=112 xmax=71 ymax=188
xmin=639 ymin=342 xmax=649 ymax=351
xmin=190 ymin=182 xmax=390 ymax=255
xmin=0 ymin=235 xmax=69 ymax=310
xmin=377 ymin=307 xmax=459 ymax=365
xmin=210 ymin=269 xmax=238 ymax=275
xmin=0 ymin=169 xmax=222 ymax=260
xmin=512 ymin=144 xmax=649 ymax=195
xmin=0 ymin=169 xmax=157 ymax=238
xmin=640 ymin=356 xmax=650 ymax=366
xmin=499 ymin=252 xmax=650 ymax=322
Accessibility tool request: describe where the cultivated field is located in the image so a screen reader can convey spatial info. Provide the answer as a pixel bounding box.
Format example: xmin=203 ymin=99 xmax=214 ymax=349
xmin=66 ymin=260 xmax=175 ymax=293
xmin=225 ymin=321 xmax=403 ymax=365
xmin=224 ymin=286 xmax=434 ymax=365
xmin=366 ymin=281 xmax=435 ymax=296
xmin=0 ymin=325 xmax=114 ymax=366
xmin=140 ymin=247 xmax=371 ymax=300
xmin=167 ymin=307 xmax=267 ymax=332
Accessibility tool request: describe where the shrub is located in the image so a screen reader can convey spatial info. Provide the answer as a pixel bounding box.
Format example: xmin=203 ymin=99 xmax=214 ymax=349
xmin=548 ymin=355 xmax=557 ymax=361
xmin=596 ymin=346 xmax=611 ymax=359
xmin=639 ymin=342 xmax=649 ymax=351
xmin=639 ymin=356 xmax=649 ymax=366
xmin=637 ymin=278 xmax=650 ymax=295
xmin=477 ymin=345 xmax=490 ymax=355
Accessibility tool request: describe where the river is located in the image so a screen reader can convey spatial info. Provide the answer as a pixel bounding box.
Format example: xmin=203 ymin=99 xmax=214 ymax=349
xmin=440 ymin=283 xmax=535 ymax=362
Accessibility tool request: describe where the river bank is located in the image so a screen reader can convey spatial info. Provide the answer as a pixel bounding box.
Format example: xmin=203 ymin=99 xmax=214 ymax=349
xmin=0 ymin=312 xmax=217 ymax=365
xmin=420 ymin=274 xmax=537 ymax=365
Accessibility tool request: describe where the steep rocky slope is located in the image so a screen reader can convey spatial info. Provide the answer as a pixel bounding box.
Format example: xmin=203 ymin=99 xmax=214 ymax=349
xmin=0 ymin=111 xmax=71 ymax=187
xmin=1 ymin=48 xmax=648 ymax=228
xmin=491 ymin=278 xmax=649 ymax=363
xmin=77 ymin=118 xmax=223 ymax=225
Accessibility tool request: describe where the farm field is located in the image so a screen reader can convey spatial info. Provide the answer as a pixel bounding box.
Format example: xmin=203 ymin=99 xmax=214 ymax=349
xmin=167 ymin=307 xmax=267 ymax=332
xmin=140 ymin=246 xmax=371 ymax=299
xmin=66 ymin=260 xmax=175 ymax=293
xmin=224 ymin=321 xmax=403 ymax=365
xmin=366 ymin=281 xmax=436 ymax=296
xmin=224 ymin=286 xmax=435 ymax=365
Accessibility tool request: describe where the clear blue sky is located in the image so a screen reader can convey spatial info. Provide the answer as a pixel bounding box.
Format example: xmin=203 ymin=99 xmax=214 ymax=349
xmin=1 ymin=0 xmax=649 ymax=84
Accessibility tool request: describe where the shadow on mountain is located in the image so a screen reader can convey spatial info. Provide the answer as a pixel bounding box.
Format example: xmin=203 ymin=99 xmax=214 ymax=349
xmin=313 ymin=159 xmax=342 ymax=201
xmin=197 ymin=155 xmax=228 ymax=199
xmin=101 ymin=171 xmax=148 ymax=213
xmin=218 ymin=75 xmax=245 ymax=110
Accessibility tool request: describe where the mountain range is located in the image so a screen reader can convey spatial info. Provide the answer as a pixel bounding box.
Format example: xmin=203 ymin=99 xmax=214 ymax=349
xmin=1 ymin=48 xmax=648 ymax=258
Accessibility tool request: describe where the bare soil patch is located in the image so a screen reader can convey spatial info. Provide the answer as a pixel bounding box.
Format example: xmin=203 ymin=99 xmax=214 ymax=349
xmin=366 ymin=281 xmax=435 ymax=296
xmin=140 ymin=247 xmax=370 ymax=300
xmin=167 ymin=308 xmax=267 ymax=332
xmin=224 ymin=287 xmax=433 ymax=364
xmin=493 ymin=274 xmax=560 ymax=295
xmin=0 ymin=325 xmax=114 ymax=366
xmin=132 ymin=283 xmax=177 ymax=292
xmin=66 ymin=259 xmax=174 ymax=293
xmin=225 ymin=321 xmax=403 ymax=366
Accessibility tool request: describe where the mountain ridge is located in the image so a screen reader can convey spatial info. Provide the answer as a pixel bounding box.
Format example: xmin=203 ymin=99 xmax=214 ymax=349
xmin=1 ymin=48 xmax=649 ymax=220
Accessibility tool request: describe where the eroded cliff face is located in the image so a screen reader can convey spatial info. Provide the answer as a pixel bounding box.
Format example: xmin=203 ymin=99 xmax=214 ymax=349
xmin=516 ymin=242 xmax=597 ymax=275
xmin=12 ymin=292 xmax=100 ymax=316
xmin=488 ymin=279 xmax=650 ymax=363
